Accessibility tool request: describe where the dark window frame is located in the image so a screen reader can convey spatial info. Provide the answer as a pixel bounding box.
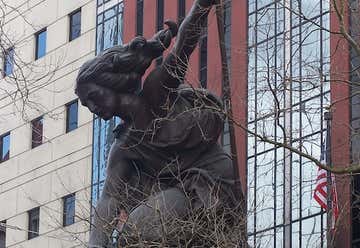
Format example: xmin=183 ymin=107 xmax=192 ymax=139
xmin=156 ymin=0 xmax=164 ymax=66
xmin=0 ymin=220 xmax=5 ymax=248
xmin=0 ymin=133 xmax=10 ymax=163
xmin=199 ymin=19 xmax=208 ymax=88
xmin=28 ymin=207 xmax=39 ymax=240
xmin=199 ymin=35 xmax=208 ymax=88
xmin=97 ymin=0 xmax=111 ymax=6
xmin=69 ymin=8 xmax=82 ymax=41
xmin=31 ymin=116 xmax=43 ymax=149
xmin=3 ymin=47 xmax=14 ymax=77
xmin=136 ymin=0 xmax=144 ymax=36
xmin=35 ymin=28 xmax=47 ymax=60
xmin=63 ymin=193 xmax=76 ymax=227
xmin=66 ymin=100 xmax=78 ymax=133
xmin=178 ymin=0 xmax=186 ymax=24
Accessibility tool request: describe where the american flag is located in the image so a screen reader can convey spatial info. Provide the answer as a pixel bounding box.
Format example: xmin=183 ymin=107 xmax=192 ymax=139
xmin=313 ymin=140 xmax=339 ymax=229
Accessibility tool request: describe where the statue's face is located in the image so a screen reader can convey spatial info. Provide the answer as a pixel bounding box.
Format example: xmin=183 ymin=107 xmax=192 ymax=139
xmin=76 ymin=83 xmax=117 ymax=120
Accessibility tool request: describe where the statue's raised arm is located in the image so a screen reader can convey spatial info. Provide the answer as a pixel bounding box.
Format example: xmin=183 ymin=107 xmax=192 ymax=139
xmin=164 ymin=0 xmax=215 ymax=85
xmin=142 ymin=0 xmax=216 ymax=113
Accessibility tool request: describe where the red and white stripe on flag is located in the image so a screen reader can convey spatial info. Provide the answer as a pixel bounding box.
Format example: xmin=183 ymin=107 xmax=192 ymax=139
xmin=314 ymin=167 xmax=339 ymax=229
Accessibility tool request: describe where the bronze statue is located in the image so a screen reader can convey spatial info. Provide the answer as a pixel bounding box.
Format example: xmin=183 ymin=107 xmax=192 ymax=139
xmin=76 ymin=0 xmax=242 ymax=246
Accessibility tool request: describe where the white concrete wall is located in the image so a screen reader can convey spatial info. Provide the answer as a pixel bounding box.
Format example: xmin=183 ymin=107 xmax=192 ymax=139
xmin=0 ymin=0 xmax=96 ymax=247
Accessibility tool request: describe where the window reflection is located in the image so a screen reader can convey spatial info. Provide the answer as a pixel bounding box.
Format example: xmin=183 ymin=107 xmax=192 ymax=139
xmin=92 ymin=3 xmax=124 ymax=208
xmin=96 ymin=3 xmax=124 ymax=54
xmin=0 ymin=133 xmax=10 ymax=162
xmin=247 ymin=0 xmax=329 ymax=245
xmin=3 ymin=48 xmax=14 ymax=76
xmin=35 ymin=29 xmax=47 ymax=59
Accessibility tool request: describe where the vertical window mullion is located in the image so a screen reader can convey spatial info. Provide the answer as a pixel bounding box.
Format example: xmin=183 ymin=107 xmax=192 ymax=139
xmin=136 ymin=0 xmax=144 ymax=36
xmin=156 ymin=0 xmax=164 ymax=65
xmin=178 ymin=0 xmax=186 ymax=25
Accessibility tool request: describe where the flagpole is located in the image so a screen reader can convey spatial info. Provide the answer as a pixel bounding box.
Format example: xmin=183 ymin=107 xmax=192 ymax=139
xmin=324 ymin=111 xmax=333 ymax=247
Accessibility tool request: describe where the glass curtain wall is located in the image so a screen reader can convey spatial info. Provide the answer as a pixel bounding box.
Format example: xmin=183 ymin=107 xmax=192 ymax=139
xmin=92 ymin=1 xmax=123 ymax=206
xmin=247 ymin=0 xmax=330 ymax=247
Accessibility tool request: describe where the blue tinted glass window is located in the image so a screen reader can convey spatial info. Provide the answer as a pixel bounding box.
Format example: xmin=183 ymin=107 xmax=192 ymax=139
xmin=96 ymin=3 xmax=123 ymax=53
xmin=117 ymin=12 xmax=123 ymax=46
xmin=92 ymin=2 xmax=124 ymax=216
xmin=1 ymin=133 xmax=10 ymax=162
xmin=63 ymin=194 xmax=75 ymax=226
xmin=69 ymin=10 xmax=81 ymax=41
xmin=104 ymin=6 xmax=117 ymax=19
xmin=4 ymin=48 xmax=14 ymax=76
xmin=35 ymin=29 xmax=46 ymax=59
xmin=103 ymin=18 xmax=117 ymax=50
xmin=66 ymin=101 xmax=78 ymax=133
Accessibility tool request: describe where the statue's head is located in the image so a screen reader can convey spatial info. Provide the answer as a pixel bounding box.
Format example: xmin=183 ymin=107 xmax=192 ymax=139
xmin=75 ymin=21 xmax=178 ymax=119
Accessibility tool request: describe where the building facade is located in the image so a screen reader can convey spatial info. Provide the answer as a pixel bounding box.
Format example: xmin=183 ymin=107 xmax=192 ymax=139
xmin=0 ymin=0 xmax=358 ymax=247
xmin=0 ymin=0 xmax=96 ymax=247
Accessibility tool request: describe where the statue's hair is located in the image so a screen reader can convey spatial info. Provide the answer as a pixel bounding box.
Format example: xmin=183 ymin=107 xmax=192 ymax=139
xmin=75 ymin=21 xmax=178 ymax=94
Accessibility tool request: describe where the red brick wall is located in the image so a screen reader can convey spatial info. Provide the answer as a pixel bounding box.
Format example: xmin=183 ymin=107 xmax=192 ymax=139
xmin=330 ymin=1 xmax=352 ymax=246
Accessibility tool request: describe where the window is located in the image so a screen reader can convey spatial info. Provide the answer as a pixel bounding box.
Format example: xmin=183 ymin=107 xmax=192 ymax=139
xmin=199 ymin=36 xmax=207 ymax=88
xmin=96 ymin=3 xmax=124 ymax=53
xmin=92 ymin=0 xmax=125 ymax=214
xmin=156 ymin=0 xmax=164 ymax=66
xmin=156 ymin=0 xmax=164 ymax=32
xmin=35 ymin=29 xmax=47 ymax=60
xmin=31 ymin=117 xmax=43 ymax=148
xmin=97 ymin=0 xmax=111 ymax=6
xmin=69 ymin=9 xmax=81 ymax=41
xmin=0 ymin=133 xmax=10 ymax=162
xmin=63 ymin=194 xmax=75 ymax=227
xmin=178 ymin=0 xmax=186 ymax=24
xmin=66 ymin=100 xmax=78 ymax=133
xmin=0 ymin=221 xmax=5 ymax=248
xmin=222 ymin=119 xmax=231 ymax=154
xmin=3 ymin=48 xmax=14 ymax=77
xmin=136 ymin=0 xmax=144 ymax=36
xmin=28 ymin=208 xmax=39 ymax=240
xmin=199 ymin=20 xmax=208 ymax=88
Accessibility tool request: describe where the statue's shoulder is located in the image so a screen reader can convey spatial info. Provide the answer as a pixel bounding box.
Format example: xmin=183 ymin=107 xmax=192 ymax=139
xmin=177 ymin=84 xmax=223 ymax=109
